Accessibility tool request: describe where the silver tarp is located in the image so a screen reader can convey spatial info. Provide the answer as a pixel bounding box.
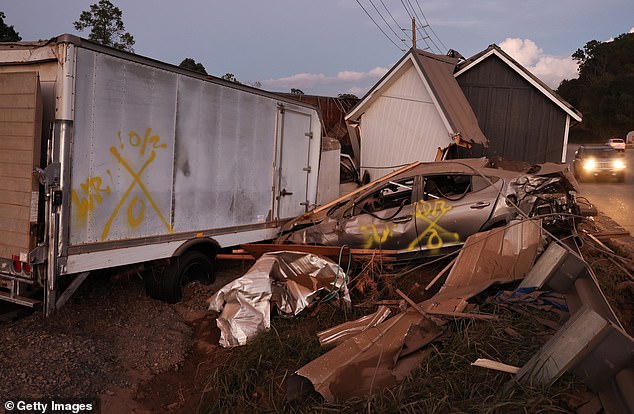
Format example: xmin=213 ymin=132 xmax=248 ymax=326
xmin=209 ymin=251 xmax=350 ymax=347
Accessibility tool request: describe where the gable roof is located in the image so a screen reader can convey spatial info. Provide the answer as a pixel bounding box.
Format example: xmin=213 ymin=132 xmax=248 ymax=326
xmin=346 ymin=48 xmax=488 ymax=147
xmin=455 ymin=44 xmax=582 ymax=123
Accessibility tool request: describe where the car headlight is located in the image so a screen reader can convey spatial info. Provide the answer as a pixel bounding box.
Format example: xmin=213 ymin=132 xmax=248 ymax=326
xmin=613 ymin=159 xmax=626 ymax=169
xmin=582 ymin=159 xmax=596 ymax=170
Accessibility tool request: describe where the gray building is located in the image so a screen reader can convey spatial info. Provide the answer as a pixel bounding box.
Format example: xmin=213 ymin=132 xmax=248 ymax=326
xmin=455 ymin=45 xmax=582 ymax=164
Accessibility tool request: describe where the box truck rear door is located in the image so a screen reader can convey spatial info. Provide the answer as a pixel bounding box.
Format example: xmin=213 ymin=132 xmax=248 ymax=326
xmin=276 ymin=108 xmax=313 ymax=220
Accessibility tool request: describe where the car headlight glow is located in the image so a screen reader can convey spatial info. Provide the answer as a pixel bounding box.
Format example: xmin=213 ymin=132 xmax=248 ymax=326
xmin=582 ymin=159 xmax=596 ymax=170
xmin=613 ymin=159 xmax=626 ymax=169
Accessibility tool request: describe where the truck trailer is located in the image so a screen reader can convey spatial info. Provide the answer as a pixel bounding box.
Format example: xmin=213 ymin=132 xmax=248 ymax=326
xmin=0 ymin=35 xmax=323 ymax=315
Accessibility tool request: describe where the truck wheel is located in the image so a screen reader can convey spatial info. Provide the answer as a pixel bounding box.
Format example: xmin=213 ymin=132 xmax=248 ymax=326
xmin=147 ymin=251 xmax=215 ymax=303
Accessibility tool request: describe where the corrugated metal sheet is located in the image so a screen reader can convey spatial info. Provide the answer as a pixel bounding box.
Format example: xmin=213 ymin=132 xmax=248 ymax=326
xmin=412 ymin=50 xmax=488 ymax=146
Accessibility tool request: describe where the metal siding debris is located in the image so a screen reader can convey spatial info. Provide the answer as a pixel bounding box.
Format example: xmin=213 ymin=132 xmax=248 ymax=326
xmin=316 ymin=305 xmax=392 ymax=349
xmin=290 ymin=308 xmax=443 ymax=401
xmin=423 ymin=220 xmax=543 ymax=315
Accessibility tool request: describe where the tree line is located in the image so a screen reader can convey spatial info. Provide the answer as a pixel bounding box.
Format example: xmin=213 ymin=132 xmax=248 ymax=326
xmin=557 ymin=32 xmax=634 ymax=142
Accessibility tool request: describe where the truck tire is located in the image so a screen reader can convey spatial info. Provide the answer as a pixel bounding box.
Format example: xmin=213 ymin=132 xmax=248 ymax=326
xmin=146 ymin=251 xmax=215 ymax=303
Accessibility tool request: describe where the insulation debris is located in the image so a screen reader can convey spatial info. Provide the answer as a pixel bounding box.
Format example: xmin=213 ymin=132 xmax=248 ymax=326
xmin=209 ymin=251 xmax=350 ymax=347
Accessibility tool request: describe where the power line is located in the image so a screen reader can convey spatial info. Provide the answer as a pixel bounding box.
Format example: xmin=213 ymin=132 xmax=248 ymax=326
xmin=405 ymin=0 xmax=442 ymax=53
xmin=398 ymin=0 xmax=429 ymax=51
xmin=413 ymin=0 xmax=448 ymax=52
xmin=379 ymin=0 xmax=407 ymax=35
xmin=367 ymin=0 xmax=409 ymax=48
xmin=356 ymin=0 xmax=406 ymax=52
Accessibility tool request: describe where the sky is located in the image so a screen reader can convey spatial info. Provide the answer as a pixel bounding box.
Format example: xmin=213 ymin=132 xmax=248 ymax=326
xmin=2 ymin=0 xmax=633 ymax=96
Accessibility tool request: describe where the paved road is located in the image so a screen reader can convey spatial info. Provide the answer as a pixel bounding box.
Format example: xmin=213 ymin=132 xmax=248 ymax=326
xmin=566 ymin=145 xmax=634 ymax=234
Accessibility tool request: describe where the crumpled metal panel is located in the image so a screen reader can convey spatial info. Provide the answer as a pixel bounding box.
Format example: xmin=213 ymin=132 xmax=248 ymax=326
xmin=209 ymin=251 xmax=350 ymax=347
xmin=316 ymin=305 xmax=392 ymax=349
xmin=290 ymin=308 xmax=443 ymax=401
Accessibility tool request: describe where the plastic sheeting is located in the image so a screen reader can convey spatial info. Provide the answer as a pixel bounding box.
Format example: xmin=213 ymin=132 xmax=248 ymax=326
xmin=209 ymin=251 xmax=350 ymax=348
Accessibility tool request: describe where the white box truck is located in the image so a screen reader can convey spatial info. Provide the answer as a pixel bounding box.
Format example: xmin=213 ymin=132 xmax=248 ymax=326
xmin=0 ymin=35 xmax=322 ymax=315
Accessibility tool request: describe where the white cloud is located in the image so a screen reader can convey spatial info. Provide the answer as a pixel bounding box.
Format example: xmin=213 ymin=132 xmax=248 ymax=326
xmin=630 ymin=27 xmax=634 ymax=33
xmin=500 ymin=38 xmax=578 ymax=88
xmin=499 ymin=38 xmax=542 ymax=67
xmin=261 ymin=67 xmax=388 ymax=96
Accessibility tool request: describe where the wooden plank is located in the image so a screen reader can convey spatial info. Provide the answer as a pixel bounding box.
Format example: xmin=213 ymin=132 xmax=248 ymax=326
xmin=425 ymin=256 xmax=457 ymax=291
xmin=215 ymin=253 xmax=256 ymax=261
xmin=0 ymin=176 xmax=32 ymax=193
xmin=0 ymin=72 xmax=38 ymax=94
xmin=0 ymin=72 xmax=40 ymax=259
xmin=0 ymin=107 xmax=35 ymax=123
xmin=0 ymin=230 xmax=29 ymax=250
xmin=0 ymin=204 xmax=30 ymax=221
xmin=0 ymin=149 xmax=33 ymax=165
xmin=0 ymin=135 xmax=36 ymax=151
xmin=396 ymin=288 xmax=427 ymax=316
xmin=0 ymin=163 xmax=32 ymax=178
xmin=425 ymin=309 xmax=498 ymax=320
xmin=0 ymin=122 xmax=35 ymax=138
xmin=0 ymin=94 xmax=38 ymax=109
xmin=0 ymin=217 xmax=29 ymax=233
xmin=0 ymin=244 xmax=28 ymax=259
xmin=240 ymin=243 xmax=398 ymax=264
xmin=0 ymin=190 xmax=31 ymax=207
xmin=471 ymin=358 xmax=520 ymax=374
xmin=592 ymin=231 xmax=631 ymax=239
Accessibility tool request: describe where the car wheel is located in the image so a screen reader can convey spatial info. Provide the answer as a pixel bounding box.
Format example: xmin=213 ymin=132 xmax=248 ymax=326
xmin=145 ymin=251 xmax=215 ymax=303
xmin=617 ymin=173 xmax=625 ymax=183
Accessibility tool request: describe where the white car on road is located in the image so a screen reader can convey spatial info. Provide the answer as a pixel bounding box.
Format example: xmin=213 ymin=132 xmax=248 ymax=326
xmin=607 ymin=138 xmax=626 ymax=151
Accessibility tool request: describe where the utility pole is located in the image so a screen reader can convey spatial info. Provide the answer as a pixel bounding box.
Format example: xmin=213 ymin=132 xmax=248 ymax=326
xmin=412 ymin=17 xmax=416 ymax=49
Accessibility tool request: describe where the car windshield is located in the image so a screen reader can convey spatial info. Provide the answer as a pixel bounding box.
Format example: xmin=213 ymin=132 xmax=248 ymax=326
xmin=583 ymin=147 xmax=619 ymax=157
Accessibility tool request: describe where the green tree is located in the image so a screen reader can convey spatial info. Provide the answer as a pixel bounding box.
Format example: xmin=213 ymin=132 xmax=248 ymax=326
xmin=73 ymin=0 xmax=135 ymax=52
xmin=0 ymin=11 xmax=21 ymax=42
xmin=179 ymin=58 xmax=207 ymax=75
xmin=558 ymin=32 xmax=634 ymax=142
xmin=221 ymin=73 xmax=240 ymax=84
xmin=290 ymin=88 xmax=304 ymax=95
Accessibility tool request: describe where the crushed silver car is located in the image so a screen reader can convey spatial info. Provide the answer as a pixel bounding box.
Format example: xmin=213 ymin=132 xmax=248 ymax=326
xmin=277 ymin=158 xmax=583 ymax=255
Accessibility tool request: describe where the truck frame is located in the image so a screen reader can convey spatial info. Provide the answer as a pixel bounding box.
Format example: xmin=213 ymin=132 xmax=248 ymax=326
xmin=0 ymin=35 xmax=322 ymax=315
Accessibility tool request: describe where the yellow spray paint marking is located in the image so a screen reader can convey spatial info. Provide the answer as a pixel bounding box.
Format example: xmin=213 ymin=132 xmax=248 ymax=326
xmin=71 ymin=128 xmax=173 ymax=239
xmin=101 ymin=139 xmax=173 ymax=240
xmin=71 ymin=177 xmax=111 ymax=220
xmin=127 ymin=195 xmax=146 ymax=229
xmin=120 ymin=128 xmax=167 ymax=156
xmin=360 ymin=223 xmax=395 ymax=248
xmin=408 ymin=200 xmax=460 ymax=251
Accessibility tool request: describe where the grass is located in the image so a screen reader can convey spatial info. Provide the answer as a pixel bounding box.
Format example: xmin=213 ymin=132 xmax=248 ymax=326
xmin=200 ymin=294 xmax=588 ymax=413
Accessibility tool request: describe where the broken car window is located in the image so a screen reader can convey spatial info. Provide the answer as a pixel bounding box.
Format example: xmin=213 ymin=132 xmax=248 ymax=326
xmin=351 ymin=177 xmax=415 ymax=215
xmin=423 ymin=174 xmax=498 ymax=200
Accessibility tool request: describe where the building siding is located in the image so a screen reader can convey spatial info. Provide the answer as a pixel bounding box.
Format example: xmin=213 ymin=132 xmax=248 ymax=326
xmin=457 ymin=56 xmax=567 ymax=163
xmin=361 ymin=63 xmax=450 ymax=180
